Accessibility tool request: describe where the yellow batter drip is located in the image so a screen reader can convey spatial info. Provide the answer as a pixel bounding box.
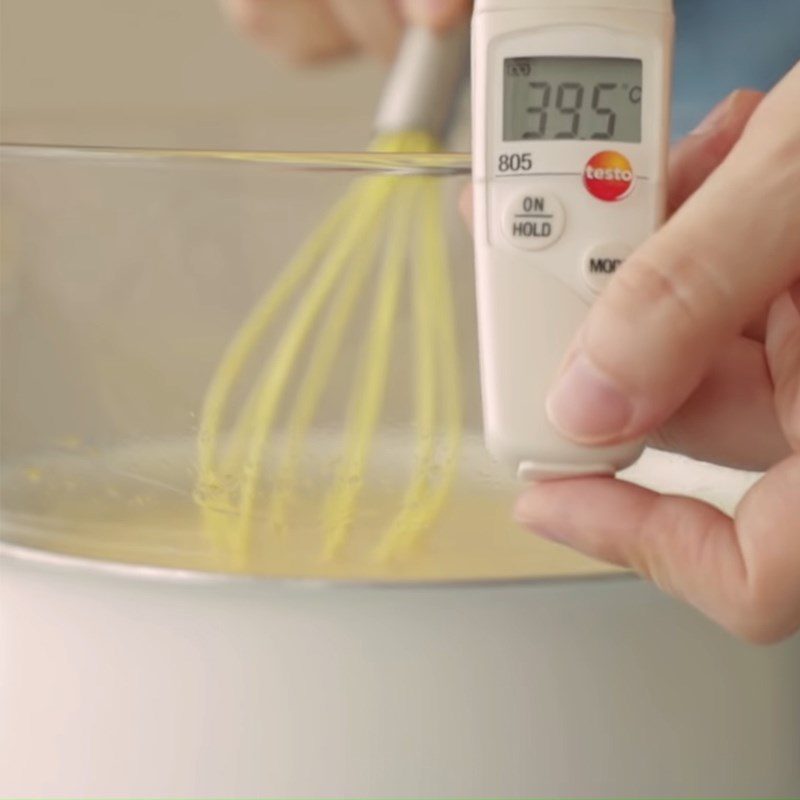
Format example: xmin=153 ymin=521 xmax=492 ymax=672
xmin=194 ymin=132 xmax=463 ymax=564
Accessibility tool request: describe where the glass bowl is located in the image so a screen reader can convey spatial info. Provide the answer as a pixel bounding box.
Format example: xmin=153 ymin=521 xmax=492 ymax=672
xmin=0 ymin=144 xmax=760 ymax=583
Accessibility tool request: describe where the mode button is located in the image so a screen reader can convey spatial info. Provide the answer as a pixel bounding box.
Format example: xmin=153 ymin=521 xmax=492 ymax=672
xmin=583 ymin=242 xmax=633 ymax=293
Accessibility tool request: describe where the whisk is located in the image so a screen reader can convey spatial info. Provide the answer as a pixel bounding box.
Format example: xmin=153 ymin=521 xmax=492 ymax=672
xmin=195 ymin=26 xmax=470 ymax=563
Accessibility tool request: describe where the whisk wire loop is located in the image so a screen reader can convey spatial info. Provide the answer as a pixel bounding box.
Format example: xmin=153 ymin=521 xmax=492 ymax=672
xmin=196 ymin=130 xmax=463 ymax=565
xmin=322 ymin=179 xmax=420 ymax=559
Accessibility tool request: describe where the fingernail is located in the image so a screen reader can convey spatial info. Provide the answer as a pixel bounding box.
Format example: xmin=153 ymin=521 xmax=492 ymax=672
xmin=546 ymin=353 xmax=634 ymax=443
xmin=691 ymin=92 xmax=736 ymax=136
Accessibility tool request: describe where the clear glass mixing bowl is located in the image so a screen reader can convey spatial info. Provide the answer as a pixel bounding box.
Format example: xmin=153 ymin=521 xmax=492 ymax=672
xmin=0 ymin=145 xmax=756 ymax=583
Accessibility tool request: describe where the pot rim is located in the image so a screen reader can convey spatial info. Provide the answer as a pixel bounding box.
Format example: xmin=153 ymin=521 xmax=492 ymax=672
xmin=0 ymin=540 xmax=630 ymax=591
xmin=0 ymin=143 xmax=473 ymax=176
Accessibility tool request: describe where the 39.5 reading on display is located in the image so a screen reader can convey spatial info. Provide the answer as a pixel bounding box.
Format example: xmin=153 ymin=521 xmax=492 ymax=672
xmin=503 ymin=57 xmax=643 ymax=143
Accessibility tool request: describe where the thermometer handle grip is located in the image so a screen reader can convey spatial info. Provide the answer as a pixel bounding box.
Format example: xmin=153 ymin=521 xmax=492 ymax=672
xmin=474 ymin=240 xmax=646 ymax=481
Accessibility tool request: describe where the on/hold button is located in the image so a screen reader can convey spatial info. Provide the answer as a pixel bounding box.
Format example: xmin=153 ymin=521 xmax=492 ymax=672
xmin=502 ymin=192 xmax=565 ymax=251
xmin=583 ymin=242 xmax=633 ymax=293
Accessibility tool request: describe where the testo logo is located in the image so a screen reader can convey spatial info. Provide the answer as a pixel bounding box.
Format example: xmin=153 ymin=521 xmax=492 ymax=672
xmin=584 ymin=151 xmax=635 ymax=202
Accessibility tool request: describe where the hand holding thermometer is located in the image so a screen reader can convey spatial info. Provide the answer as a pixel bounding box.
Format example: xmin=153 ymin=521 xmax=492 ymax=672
xmin=471 ymin=0 xmax=674 ymax=480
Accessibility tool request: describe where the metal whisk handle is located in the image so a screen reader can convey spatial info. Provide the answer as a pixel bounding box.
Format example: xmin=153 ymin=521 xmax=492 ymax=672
xmin=373 ymin=23 xmax=471 ymax=140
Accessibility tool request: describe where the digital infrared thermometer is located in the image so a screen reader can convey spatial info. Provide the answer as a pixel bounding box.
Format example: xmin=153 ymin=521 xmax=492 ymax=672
xmin=472 ymin=0 xmax=674 ymax=480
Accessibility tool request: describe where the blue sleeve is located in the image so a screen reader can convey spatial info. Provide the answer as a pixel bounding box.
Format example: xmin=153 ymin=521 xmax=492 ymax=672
xmin=672 ymin=0 xmax=800 ymax=138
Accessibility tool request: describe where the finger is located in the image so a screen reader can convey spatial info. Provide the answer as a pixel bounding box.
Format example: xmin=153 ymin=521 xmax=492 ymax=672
xmin=223 ymin=0 xmax=355 ymax=63
xmin=328 ymin=0 xmax=402 ymax=62
xmin=545 ymin=64 xmax=800 ymax=446
xmin=457 ymin=197 xmax=783 ymax=466
xmin=766 ymin=282 xmax=800 ymax=449
xmin=401 ymin=0 xmax=472 ymax=31
xmin=649 ymin=336 xmax=790 ymax=470
xmin=515 ymin=459 xmax=800 ymax=643
xmin=667 ymin=90 xmax=764 ymax=216
xmin=461 ymin=138 xmax=778 ymax=459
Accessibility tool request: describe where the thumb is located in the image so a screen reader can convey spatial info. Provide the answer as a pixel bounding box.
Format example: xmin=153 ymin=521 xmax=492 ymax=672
xmin=547 ymin=65 xmax=800 ymax=445
xmin=401 ymin=0 xmax=471 ymax=30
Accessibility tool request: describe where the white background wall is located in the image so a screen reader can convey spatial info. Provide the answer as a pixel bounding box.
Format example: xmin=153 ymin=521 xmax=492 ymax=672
xmin=0 ymin=0 xmax=386 ymax=150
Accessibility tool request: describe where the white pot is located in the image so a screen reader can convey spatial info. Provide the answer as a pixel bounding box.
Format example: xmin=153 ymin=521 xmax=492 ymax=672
xmin=2 ymin=547 xmax=799 ymax=798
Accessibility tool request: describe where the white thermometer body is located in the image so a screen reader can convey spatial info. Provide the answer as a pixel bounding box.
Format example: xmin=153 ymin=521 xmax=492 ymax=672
xmin=472 ymin=0 xmax=674 ymax=480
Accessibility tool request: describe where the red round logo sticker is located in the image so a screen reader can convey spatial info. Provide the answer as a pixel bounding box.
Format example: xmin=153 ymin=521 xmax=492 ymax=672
xmin=584 ymin=151 xmax=635 ymax=202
